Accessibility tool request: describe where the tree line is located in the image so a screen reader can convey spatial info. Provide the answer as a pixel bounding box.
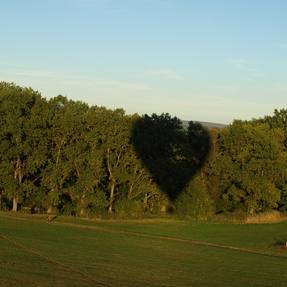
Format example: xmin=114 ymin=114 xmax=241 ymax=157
xmin=0 ymin=82 xmax=286 ymax=218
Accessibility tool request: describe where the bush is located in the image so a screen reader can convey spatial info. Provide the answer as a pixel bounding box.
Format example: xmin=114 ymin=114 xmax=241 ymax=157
xmin=114 ymin=198 xmax=143 ymax=218
xmin=174 ymin=177 xmax=213 ymax=219
xmin=278 ymin=184 xmax=287 ymax=212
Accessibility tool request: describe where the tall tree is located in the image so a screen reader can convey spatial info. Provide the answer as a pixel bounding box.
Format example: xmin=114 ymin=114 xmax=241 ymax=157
xmin=0 ymin=82 xmax=48 ymax=211
xmin=210 ymin=120 xmax=286 ymax=214
xmin=63 ymin=104 xmax=106 ymax=216
xmin=41 ymin=96 xmax=75 ymax=214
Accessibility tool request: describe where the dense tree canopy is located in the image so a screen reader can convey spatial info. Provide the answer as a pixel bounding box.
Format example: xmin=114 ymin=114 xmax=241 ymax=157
xmin=0 ymin=82 xmax=286 ymax=218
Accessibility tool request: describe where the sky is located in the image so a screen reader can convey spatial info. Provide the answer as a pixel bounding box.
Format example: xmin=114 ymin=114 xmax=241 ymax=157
xmin=0 ymin=0 xmax=287 ymax=124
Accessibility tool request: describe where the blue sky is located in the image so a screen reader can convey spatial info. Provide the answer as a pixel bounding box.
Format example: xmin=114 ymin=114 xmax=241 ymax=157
xmin=1 ymin=0 xmax=287 ymax=123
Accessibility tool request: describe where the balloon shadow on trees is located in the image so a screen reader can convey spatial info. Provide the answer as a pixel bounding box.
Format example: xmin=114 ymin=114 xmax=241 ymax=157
xmin=132 ymin=114 xmax=211 ymax=202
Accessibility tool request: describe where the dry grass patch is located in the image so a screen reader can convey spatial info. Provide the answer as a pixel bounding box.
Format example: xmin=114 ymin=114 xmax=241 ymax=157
xmin=245 ymin=211 xmax=287 ymax=224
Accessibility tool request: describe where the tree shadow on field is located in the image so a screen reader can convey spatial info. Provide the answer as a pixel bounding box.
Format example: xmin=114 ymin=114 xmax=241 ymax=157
xmin=132 ymin=114 xmax=211 ymax=201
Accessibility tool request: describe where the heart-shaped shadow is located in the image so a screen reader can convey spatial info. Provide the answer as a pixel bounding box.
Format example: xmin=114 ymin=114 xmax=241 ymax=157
xmin=132 ymin=114 xmax=211 ymax=201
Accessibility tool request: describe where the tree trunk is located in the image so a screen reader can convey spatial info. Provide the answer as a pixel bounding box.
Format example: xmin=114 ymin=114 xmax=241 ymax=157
xmin=143 ymin=193 xmax=148 ymax=212
xmin=47 ymin=205 xmax=53 ymax=214
xmin=80 ymin=191 xmax=86 ymax=217
xmin=12 ymin=197 xmax=18 ymax=212
xmin=13 ymin=156 xmax=22 ymax=213
xmin=108 ymin=182 xmax=115 ymax=214
xmin=107 ymin=148 xmax=115 ymax=214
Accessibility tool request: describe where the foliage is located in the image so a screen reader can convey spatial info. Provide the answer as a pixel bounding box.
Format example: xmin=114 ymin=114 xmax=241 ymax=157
xmin=208 ymin=120 xmax=286 ymax=214
xmin=174 ymin=176 xmax=213 ymax=219
xmin=1 ymin=82 xmax=287 ymax=217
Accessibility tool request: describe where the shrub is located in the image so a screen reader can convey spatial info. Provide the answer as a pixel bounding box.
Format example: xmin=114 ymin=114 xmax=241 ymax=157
xmin=174 ymin=177 xmax=213 ymax=219
xmin=114 ymin=198 xmax=143 ymax=218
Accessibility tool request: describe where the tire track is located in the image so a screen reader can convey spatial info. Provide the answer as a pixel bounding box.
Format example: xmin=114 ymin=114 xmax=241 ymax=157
xmin=53 ymin=222 xmax=287 ymax=260
xmin=0 ymin=233 xmax=109 ymax=287
xmin=1 ymin=214 xmax=287 ymax=260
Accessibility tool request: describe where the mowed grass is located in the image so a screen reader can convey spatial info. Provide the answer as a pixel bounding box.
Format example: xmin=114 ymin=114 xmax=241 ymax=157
xmin=1 ymin=213 xmax=287 ymax=287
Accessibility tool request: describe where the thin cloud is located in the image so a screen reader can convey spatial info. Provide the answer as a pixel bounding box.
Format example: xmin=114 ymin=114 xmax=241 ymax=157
xmin=12 ymin=69 xmax=61 ymax=78
xmin=145 ymin=69 xmax=183 ymax=80
xmin=228 ymin=58 xmax=249 ymax=70
xmin=227 ymin=58 xmax=262 ymax=78
xmin=2 ymin=68 xmax=152 ymax=92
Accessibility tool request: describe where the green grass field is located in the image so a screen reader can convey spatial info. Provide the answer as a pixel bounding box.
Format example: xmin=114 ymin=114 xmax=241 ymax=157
xmin=1 ymin=213 xmax=287 ymax=287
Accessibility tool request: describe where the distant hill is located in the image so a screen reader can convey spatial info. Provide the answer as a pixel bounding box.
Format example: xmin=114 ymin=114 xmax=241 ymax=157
xmin=181 ymin=120 xmax=226 ymax=129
